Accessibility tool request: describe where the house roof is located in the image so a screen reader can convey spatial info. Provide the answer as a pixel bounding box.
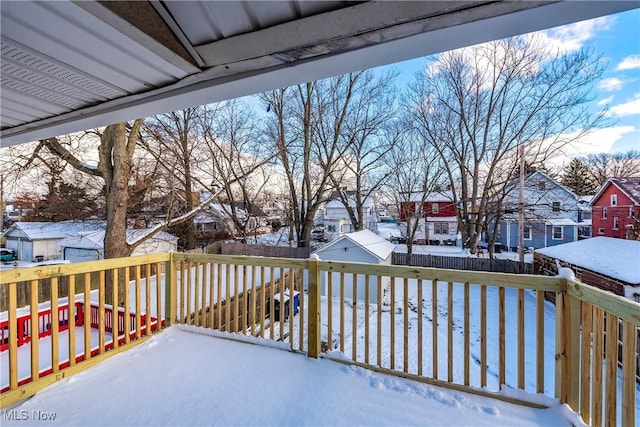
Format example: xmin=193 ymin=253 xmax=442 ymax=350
xmin=58 ymin=229 xmax=177 ymax=250
xmin=545 ymin=219 xmax=579 ymax=226
xmin=403 ymin=191 xmax=455 ymax=203
xmin=3 ymin=221 xmax=105 ymax=241
xmin=507 ymin=170 xmax=578 ymax=200
xmin=536 ymin=237 xmax=640 ymax=285
xmin=315 ymin=230 xmax=395 ymax=262
xmin=590 ymin=177 xmax=640 ymax=206
xmin=426 ymin=216 xmax=458 ymax=222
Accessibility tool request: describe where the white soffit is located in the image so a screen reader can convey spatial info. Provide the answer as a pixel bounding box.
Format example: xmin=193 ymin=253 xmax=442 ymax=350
xmin=1 ymin=1 xmax=637 ymax=146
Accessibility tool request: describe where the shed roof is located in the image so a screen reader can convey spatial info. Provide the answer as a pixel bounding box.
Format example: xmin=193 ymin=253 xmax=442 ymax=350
xmin=536 ymin=237 xmax=640 ymax=285
xmin=315 ymin=230 xmax=395 ymax=262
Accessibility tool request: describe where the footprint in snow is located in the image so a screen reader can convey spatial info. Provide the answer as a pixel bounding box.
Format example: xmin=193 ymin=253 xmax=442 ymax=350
xmin=482 ymin=406 xmax=499 ymax=415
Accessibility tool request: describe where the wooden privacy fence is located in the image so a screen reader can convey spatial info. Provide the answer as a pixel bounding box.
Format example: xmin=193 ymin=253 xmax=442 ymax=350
xmin=2 ymin=252 xmax=638 ymax=427
xmin=393 ymin=252 xmax=532 ymax=274
xmin=219 ymin=242 xmax=310 ymax=258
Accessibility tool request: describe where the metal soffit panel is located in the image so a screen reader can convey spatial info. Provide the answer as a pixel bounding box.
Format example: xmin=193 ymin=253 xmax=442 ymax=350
xmin=1 ymin=1 xmax=638 ymax=146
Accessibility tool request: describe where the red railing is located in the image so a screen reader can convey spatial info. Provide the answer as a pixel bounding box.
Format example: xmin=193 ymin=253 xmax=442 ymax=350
xmin=0 ymin=302 xmax=82 ymax=352
xmin=1 ymin=301 xmax=163 ymax=393
xmin=0 ymin=302 xmax=161 ymax=353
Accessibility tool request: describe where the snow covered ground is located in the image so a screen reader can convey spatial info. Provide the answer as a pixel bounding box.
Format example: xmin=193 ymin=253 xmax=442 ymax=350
xmin=4 ymin=274 xmax=636 ymax=425
xmin=2 ymin=325 xmax=585 ymax=427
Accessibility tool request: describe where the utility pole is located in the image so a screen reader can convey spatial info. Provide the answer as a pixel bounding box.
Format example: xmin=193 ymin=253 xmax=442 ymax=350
xmin=518 ymin=144 xmax=525 ymax=264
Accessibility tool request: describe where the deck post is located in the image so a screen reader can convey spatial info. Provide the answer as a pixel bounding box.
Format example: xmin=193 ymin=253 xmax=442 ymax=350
xmin=556 ymin=280 xmax=580 ymax=409
xmin=307 ymin=255 xmax=322 ymax=358
xmin=164 ymin=252 xmax=176 ymax=327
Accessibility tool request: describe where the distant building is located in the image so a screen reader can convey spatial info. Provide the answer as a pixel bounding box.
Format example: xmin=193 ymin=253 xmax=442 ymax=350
xmin=398 ymin=191 xmax=457 ymax=245
xmin=2 ymin=221 xmax=104 ymax=261
xmin=1 ymin=221 xmax=177 ymax=262
xmin=590 ymin=177 xmax=640 ymax=239
xmin=494 ymin=171 xmax=583 ymax=250
xmin=323 ymin=191 xmax=378 ymax=241
xmin=58 ymin=229 xmax=178 ymax=262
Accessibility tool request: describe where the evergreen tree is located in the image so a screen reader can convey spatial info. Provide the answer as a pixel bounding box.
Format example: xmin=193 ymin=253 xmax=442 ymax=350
xmin=561 ymin=158 xmax=598 ymax=195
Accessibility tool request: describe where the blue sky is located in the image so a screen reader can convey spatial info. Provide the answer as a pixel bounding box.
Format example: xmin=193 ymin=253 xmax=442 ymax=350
xmin=387 ymin=8 xmax=640 ymax=159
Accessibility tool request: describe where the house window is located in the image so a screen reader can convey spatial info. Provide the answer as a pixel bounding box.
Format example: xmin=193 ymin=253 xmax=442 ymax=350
xmin=432 ymin=203 xmax=439 ymax=214
xmin=613 ymin=217 xmax=619 ymax=230
xmin=552 ymin=201 xmax=561 ymax=212
xmin=523 ymin=226 xmax=532 ymax=240
xmin=434 ymin=223 xmax=448 ymax=234
xmin=602 ymin=207 xmax=607 ymax=219
xmin=630 ymin=206 xmax=635 ymax=218
xmin=552 ymin=226 xmax=563 ymax=240
xmin=634 ymin=293 xmax=640 ymax=303
xmin=538 ymin=181 xmax=546 ymax=191
xmin=598 ymin=227 xmax=605 ymax=235
xmin=610 ymin=194 xmax=617 ymax=206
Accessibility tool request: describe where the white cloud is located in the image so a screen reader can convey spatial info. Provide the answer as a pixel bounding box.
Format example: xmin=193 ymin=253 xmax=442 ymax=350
xmin=616 ymin=55 xmax=640 ymax=70
xmin=565 ymin=126 xmax=636 ymax=155
xmin=598 ymin=78 xmax=623 ymax=91
xmin=597 ymin=96 xmax=614 ymax=106
xmin=607 ymin=93 xmax=640 ymax=118
xmin=535 ymin=16 xmax=614 ymax=54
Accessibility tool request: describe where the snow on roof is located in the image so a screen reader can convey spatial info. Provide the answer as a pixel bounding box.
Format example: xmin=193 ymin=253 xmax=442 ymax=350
xmin=57 ymin=232 xmax=104 ymax=251
xmin=56 ymin=228 xmax=177 ymax=250
xmin=316 ymin=229 xmax=395 ymax=262
xmin=5 ymin=221 xmax=105 ymax=240
xmin=426 ymin=216 xmax=458 ymax=222
xmin=590 ymin=176 xmax=640 ymax=206
xmin=536 ymin=237 xmax=640 ymax=285
xmin=403 ymin=191 xmax=454 ymax=203
xmin=612 ymin=177 xmax=640 ymax=203
xmin=544 ymin=219 xmax=579 ymax=226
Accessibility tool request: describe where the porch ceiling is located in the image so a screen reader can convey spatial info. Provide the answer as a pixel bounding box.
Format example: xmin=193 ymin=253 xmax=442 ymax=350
xmin=1 ymin=1 xmax=636 ymax=146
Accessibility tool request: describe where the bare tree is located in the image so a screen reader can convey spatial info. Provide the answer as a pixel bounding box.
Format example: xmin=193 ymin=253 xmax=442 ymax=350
xmin=328 ymin=69 xmax=400 ymax=232
xmin=199 ymin=99 xmax=276 ymax=242
xmin=382 ymin=123 xmax=444 ymax=255
xmin=142 ymin=108 xmax=207 ymax=250
xmin=260 ymin=73 xmax=366 ymax=247
xmin=407 ymin=36 xmax=605 ymax=252
xmin=584 ymin=150 xmax=640 ymax=185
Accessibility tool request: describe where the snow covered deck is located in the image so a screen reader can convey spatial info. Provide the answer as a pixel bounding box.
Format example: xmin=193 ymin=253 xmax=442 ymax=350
xmin=1 ymin=252 xmax=638 ymax=426
xmin=3 ymin=326 xmax=581 ymax=427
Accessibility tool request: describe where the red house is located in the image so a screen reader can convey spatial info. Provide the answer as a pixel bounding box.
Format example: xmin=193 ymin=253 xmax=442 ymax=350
xmin=399 ymin=191 xmax=458 ymax=244
xmin=590 ymin=177 xmax=640 ymax=239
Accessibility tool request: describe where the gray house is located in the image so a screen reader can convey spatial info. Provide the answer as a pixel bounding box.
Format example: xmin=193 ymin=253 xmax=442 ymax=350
xmin=313 ymin=230 xmax=395 ymax=303
xmin=494 ymin=171 xmax=584 ymax=250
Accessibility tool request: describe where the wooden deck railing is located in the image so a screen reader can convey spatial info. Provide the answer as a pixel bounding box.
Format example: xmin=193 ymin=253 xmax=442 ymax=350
xmin=0 ymin=253 xmax=170 ymax=406
xmin=1 ymin=252 xmax=638 ymax=427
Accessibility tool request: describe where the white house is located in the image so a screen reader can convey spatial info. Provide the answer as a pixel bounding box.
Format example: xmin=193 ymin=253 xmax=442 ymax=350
xmin=2 ymin=221 xmax=104 ymax=261
xmin=313 ymin=230 xmax=395 ymax=303
xmin=324 ymin=192 xmax=378 ymax=242
xmin=58 ymin=229 xmax=178 ymax=262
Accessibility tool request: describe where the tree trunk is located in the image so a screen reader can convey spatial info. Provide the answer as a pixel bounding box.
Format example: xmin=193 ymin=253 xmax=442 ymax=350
xmin=101 ymin=123 xmax=133 ymax=260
